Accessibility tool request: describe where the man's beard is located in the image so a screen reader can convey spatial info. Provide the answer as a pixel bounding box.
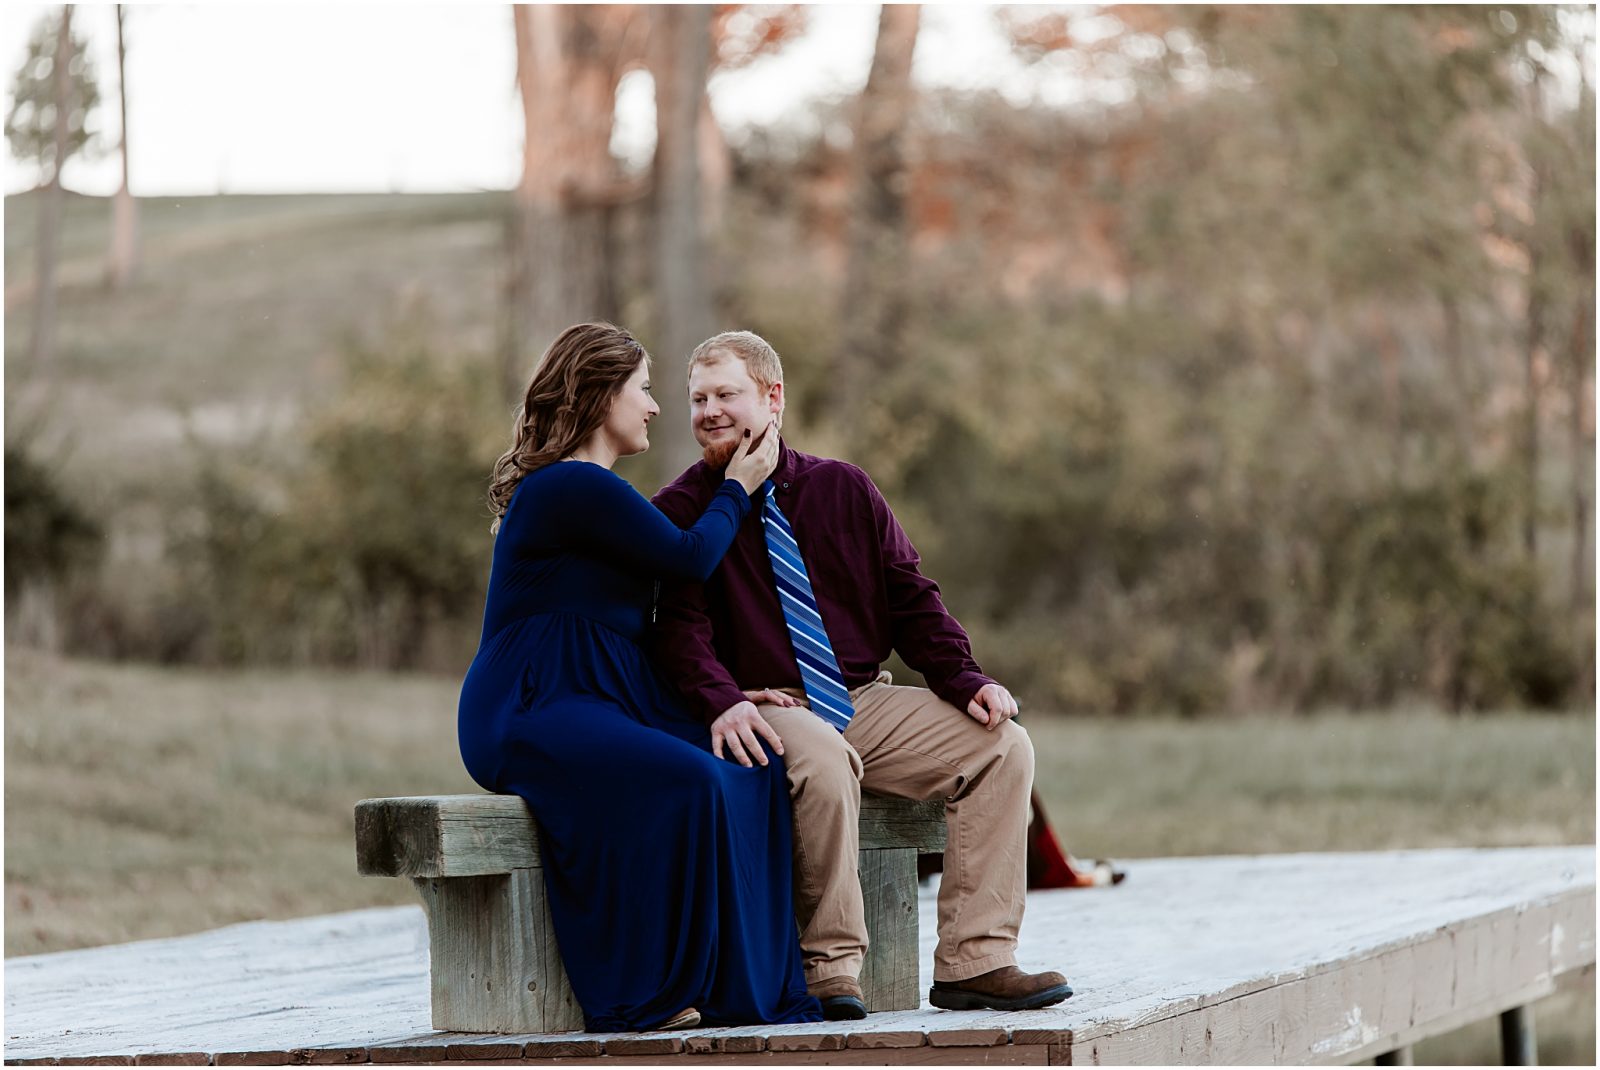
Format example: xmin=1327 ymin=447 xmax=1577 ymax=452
xmin=701 ymin=435 xmax=740 ymax=470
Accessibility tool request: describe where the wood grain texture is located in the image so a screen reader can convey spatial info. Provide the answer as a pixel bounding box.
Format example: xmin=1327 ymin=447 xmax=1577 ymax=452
xmin=1072 ymin=887 xmax=1595 ymax=1065
xmin=929 ymin=1028 xmax=1010 ymax=1047
xmin=521 ymin=1039 xmax=604 ymax=1059
xmin=356 ymin=797 xmax=542 ymax=879
xmin=859 ymin=848 xmax=921 ymax=1012
xmin=8 ymin=847 xmax=1593 ymax=1065
xmin=508 ymin=1048 xmax=1049 ymax=1066
xmin=604 ymin=1036 xmax=685 ymax=1056
xmin=412 ymin=870 xmax=582 ymax=1034
xmin=288 ymin=1049 xmax=369 ymax=1065
xmin=858 ymin=796 xmax=946 ymax=852
xmin=845 ymin=1030 xmax=926 ymax=1048
xmin=355 ymin=794 xmax=943 ymax=879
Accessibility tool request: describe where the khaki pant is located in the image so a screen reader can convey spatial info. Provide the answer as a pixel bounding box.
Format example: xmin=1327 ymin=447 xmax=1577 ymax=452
xmin=756 ymin=672 xmax=1034 ymax=984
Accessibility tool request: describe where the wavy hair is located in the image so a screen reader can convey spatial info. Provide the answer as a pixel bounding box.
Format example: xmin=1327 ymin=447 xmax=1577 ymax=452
xmin=487 ymin=322 xmax=648 ymax=533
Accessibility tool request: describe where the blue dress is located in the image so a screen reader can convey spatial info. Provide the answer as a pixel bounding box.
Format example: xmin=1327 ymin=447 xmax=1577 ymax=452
xmin=457 ymin=460 xmax=821 ymax=1033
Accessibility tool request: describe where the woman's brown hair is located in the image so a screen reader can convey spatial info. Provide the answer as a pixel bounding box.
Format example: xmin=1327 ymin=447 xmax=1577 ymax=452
xmin=487 ymin=322 xmax=648 ymax=533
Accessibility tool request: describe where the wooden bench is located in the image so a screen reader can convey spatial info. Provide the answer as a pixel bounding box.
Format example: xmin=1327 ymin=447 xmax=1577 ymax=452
xmin=354 ymin=792 xmax=946 ymax=1034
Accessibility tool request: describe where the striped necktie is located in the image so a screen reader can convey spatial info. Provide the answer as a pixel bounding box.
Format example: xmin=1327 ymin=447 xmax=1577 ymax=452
xmin=760 ymin=480 xmax=855 ymax=731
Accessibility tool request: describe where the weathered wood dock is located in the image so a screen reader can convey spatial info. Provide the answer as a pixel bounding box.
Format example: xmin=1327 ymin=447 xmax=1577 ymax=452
xmin=5 ymin=846 xmax=1592 ymax=1065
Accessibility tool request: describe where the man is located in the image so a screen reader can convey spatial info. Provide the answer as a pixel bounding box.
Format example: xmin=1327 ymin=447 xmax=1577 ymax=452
xmin=651 ymin=330 xmax=1072 ymax=1019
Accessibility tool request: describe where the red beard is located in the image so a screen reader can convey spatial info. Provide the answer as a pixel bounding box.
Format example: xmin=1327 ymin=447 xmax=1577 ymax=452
xmin=701 ymin=437 xmax=740 ymax=470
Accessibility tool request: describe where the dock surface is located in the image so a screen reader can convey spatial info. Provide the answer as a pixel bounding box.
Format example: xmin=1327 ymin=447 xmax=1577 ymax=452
xmin=6 ymin=846 xmax=1593 ymax=1065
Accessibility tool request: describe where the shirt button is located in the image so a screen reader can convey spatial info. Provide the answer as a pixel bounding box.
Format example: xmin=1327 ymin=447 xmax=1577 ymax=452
xmin=783 ymin=482 xmax=790 ymax=489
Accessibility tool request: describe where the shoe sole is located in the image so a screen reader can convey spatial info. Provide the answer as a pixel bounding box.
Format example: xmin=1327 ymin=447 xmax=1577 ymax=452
xmin=927 ymin=983 xmax=1074 ymax=1012
xmin=820 ymin=996 xmax=868 ymax=1021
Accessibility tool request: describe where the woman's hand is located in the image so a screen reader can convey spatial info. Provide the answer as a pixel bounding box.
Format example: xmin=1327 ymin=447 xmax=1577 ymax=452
xmin=725 ymin=420 xmax=780 ymax=496
xmin=743 ymin=688 xmax=802 ymax=708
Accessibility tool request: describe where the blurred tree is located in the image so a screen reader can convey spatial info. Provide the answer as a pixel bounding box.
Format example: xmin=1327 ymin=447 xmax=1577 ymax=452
xmin=4 ymin=443 xmax=103 ymax=652
xmin=6 ymin=6 xmax=100 ymax=368
xmin=648 ymin=4 xmax=715 ymax=482
xmin=836 ymin=4 xmax=920 ymax=419
xmin=507 ymin=4 xmax=645 ymax=401
xmin=1515 ymin=48 xmax=1596 ymax=694
xmin=705 ymin=5 xmax=807 ymax=230
xmin=107 ymin=4 xmax=137 ymax=289
xmin=169 ymin=320 xmax=504 ymax=670
xmin=4 ymin=7 xmax=99 ymax=180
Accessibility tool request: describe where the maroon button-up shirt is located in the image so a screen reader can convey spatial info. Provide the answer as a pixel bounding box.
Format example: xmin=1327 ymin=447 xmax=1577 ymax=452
xmin=650 ymin=440 xmax=995 ymax=723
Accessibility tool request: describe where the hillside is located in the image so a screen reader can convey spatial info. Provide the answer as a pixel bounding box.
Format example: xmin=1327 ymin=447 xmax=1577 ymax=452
xmin=6 ymin=190 xmax=509 ymax=491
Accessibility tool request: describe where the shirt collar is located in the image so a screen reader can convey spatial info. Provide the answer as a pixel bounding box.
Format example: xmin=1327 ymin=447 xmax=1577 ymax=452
xmin=774 ymin=437 xmax=798 ymax=485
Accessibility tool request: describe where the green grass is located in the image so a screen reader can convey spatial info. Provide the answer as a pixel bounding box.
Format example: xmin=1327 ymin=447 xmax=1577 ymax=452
xmin=4 ymin=650 xmax=1592 ymax=1061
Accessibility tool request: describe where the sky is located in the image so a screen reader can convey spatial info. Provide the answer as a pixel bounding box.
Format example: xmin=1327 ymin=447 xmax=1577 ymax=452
xmin=0 ymin=3 xmax=1100 ymax=197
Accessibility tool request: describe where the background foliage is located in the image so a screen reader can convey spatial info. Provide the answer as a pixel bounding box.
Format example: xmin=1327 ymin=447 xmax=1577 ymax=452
xmin=4 ymin=4 xmax=1594 ymax=716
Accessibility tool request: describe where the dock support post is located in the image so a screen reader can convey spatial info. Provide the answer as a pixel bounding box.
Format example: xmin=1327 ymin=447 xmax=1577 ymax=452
xmin=1376 ymin=1046 xmax=1414 ymax=1065
xmin=1500 ymin=1004 xmax=1537 ymax=1066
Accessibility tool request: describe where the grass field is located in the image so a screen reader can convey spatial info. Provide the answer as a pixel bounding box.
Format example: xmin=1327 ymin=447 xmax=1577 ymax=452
xmin=6 ymin=190 xmax=508 ymax=497
xmin=4 ymin=648 xmax=1592 ymax=1061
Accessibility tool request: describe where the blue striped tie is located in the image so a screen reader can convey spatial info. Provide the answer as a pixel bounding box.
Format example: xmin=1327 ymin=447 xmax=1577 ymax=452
xmin=760 ymin=480 xmax=855 ymax=731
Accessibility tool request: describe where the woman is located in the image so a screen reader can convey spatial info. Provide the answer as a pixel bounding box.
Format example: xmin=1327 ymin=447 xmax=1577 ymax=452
xmin=458 ymin=322 xmax=821 ymax=1033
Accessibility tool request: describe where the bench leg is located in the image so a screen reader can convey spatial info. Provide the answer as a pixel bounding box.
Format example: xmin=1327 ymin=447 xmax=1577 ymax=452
xmin=1500 ymin=1004 xmax=1537 ymax=1066
xmin=413 ymin=869 xmax=582 ymax=1034
xmin=859 ymin=847 xmax=920 ymax=1012
xmin=1375 ymin=1046 xmax=1414 ymax=1065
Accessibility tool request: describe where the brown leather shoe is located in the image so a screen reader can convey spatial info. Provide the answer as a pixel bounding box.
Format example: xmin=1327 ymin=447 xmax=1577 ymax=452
xmin=808 ymin=975 xmax=868 ymax=1020
xmin=929 ymin=966 xmax=1073 ymax=1011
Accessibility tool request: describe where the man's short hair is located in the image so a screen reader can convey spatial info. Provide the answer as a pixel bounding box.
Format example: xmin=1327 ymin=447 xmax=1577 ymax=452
xmin=688 ymin=330 xmax=785 ymax=393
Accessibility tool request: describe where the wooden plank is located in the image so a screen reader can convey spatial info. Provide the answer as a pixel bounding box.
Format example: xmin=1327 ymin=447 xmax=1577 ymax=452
xmin=413 ymin=870 xmax=582 ymax=1033
xmin=928 ymin=1028 xmax=1010 ymax=1047
xmin=684 ymin=1035 xmax=766 ymax=1054
xmin=356 ymin=794 xmax=943 ymax=880
xmin=288 ymin=1050 xmax=370 ymax=1065
xmin=845 ymin=1031 xmax=926 ymax=1049
xmin=512 ymin=1047 xmax=1050 ymax=1066
xmin=443 ymin=1040 xmax=525 ymax=1060
xmin=859 ymin=848 xmax=921 ymax=1012
xmin=356 ymin=797 xmax=542 ymax=879
xmin=7 ymin=847 xmax=1595 ymax=1064
xmin=858 ymin=796 xmax=946 ymax=852
xmin=1073 ymin=885 xmax=1593 ymax=1066
xmin=522 ymin=1039 xmax=604 ymax=1059
xmin=213 ymin=1052 xmax=291 ymax=1065
xmin=605 ymin=1036 xmax=685 ymax=1056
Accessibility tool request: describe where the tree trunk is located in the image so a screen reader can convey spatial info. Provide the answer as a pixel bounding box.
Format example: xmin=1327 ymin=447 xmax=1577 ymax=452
xmin=108 ymin=3 xmax=138 ymax=289
xmin=1569 ymin=300 xmax=1593 ymax=615
xmin=1522 ymin=154 xmax=1545 ymax=562
xmin=649 ymin=4 xmax=715 ymax=483
xmin=30 ymin=5 xmax=75 ymax=369
xmin=698 ymin=91 xmax=730 ymax=233
xmin=835 ymin=4 xmax=921 ymax=415
xmin=505 ymin=4 xmax=634 ymax=402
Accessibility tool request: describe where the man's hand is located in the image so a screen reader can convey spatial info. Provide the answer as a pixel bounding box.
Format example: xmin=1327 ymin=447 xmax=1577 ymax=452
xmin=966 ymin=683 xmax=1019 ymax=730
xmin=710 ymin=701 xmax=786 ymax=767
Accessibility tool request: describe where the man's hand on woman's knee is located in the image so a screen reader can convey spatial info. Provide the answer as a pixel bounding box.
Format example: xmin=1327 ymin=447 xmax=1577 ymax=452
xmin=711 ymin=701 xmax=786 ymax=767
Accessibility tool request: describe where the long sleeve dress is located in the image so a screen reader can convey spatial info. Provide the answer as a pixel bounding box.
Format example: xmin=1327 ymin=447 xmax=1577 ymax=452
xmin=457 ymin=460 xmax=821 ymax=1033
